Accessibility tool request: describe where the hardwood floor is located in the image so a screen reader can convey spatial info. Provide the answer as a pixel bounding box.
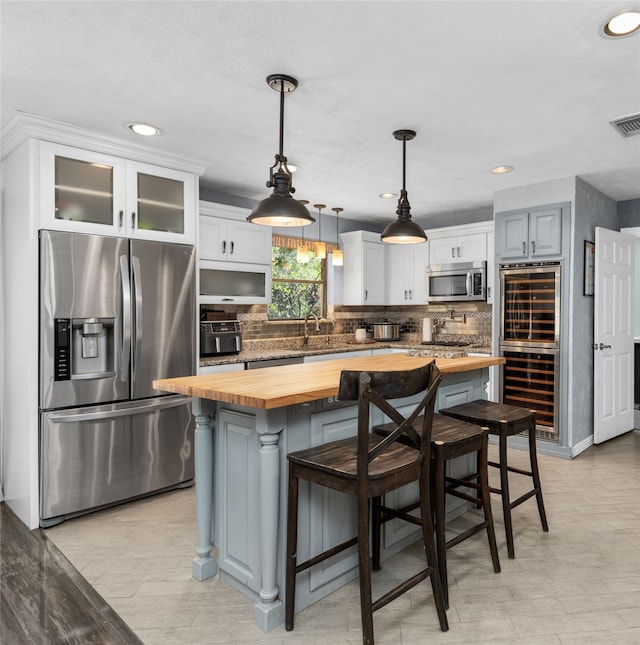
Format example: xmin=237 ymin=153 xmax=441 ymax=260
xmin=0 ymin=501 xmax=142 ymax=644
xmin=3 ymin=430 xmax=639 ymax=644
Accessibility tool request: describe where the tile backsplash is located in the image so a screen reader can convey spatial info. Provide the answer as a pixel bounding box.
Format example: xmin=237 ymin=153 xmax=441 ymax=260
xmin=201 ymin=302 xmax=493 ymax=348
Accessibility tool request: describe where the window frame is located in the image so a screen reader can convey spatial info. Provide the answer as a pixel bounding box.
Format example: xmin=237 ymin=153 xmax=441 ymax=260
xmin=269 ymin=243 xmax=327 ymax=320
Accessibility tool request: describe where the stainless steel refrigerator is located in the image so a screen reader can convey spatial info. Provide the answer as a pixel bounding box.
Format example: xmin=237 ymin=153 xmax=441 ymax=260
xmin=39 ymin=229 xmax=196 ymax=526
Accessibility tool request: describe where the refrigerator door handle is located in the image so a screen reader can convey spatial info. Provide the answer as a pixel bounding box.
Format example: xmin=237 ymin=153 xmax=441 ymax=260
xmin=48 ymin=396 xmax=193 ymax=423
xmin=131 ymin=254 xmax=143 ymax=385
xmin=119 ymin=254 xmax=132 ymax=381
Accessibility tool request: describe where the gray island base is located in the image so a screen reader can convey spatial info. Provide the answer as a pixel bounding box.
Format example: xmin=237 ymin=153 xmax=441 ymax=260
xmin=154 ymin=353 xmax=504 ymax=632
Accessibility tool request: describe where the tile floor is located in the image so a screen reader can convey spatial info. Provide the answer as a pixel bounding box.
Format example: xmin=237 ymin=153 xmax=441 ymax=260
xmin=45 ymin=431 xmax=640 ymax=645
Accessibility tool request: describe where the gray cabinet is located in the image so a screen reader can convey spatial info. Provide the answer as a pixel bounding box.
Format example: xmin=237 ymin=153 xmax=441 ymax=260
xmin=495 ymin=206 xmax=562 ymax=261
xmin=215 ymin=409 xmax=261 ymax=594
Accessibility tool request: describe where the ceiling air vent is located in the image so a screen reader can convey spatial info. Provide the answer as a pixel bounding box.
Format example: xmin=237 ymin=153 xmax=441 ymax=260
xmin=610 ymin=113 xmax=640 ymax=137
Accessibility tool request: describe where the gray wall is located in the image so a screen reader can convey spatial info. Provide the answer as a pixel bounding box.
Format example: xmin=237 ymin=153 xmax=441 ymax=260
xmin=618 ymin=198 xmax=640 ymax=228
xmin=570 ymin=178 xmax=618 ymax=448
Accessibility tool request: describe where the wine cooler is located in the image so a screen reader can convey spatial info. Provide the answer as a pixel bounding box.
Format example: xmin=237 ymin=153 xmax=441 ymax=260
xmin=499 ymin=262 xmax=561 ymax=441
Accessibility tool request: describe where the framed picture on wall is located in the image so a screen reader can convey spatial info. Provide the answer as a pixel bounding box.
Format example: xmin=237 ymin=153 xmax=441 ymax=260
xmin=584 ymin=240 xmax=595 ymax=296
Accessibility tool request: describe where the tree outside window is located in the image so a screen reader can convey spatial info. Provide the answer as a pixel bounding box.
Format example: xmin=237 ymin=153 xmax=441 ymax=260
xmin=269 ymin=246 xmax=325 ymax=319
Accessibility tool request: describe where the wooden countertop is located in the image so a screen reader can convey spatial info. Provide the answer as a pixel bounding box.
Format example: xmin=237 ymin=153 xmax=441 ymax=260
xmin=154 ymin=353 xmax=505 ymax=410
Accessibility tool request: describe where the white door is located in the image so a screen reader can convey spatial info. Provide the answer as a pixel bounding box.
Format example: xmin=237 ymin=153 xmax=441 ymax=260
xmin=594 ymin=227 xmax=635 ymax=443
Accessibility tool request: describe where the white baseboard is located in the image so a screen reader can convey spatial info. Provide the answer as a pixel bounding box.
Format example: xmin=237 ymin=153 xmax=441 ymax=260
xmin=571 ymin=435 xmax=594 ymax=458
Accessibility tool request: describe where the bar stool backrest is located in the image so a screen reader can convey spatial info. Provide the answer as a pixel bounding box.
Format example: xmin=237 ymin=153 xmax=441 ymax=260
xmin=337 ymin=362 xmax=442 ymax=483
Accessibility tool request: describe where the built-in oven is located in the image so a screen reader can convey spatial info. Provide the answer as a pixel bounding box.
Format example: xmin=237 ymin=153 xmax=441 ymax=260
xmin=200 ymin=320 xmax=242 ymax=357
xmin=426 ymin=261 xmax=486 ymax=302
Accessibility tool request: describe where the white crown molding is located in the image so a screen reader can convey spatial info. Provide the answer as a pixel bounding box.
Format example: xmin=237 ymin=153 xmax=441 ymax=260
xmin=1 ymin=111 xmax=210 ymax=175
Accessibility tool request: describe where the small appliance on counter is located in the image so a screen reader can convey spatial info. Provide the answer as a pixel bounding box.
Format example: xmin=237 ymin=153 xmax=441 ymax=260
xmin=200 ymin=312 xmax=243 ymax=356
xmin=371 ymin=321 xmax=400 ymax=341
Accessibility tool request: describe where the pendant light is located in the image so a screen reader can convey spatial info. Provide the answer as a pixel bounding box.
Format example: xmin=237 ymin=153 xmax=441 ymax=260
xmin=380 ymin=129 xmax=427 ymax=244
xmin=247 ymin=74 xmax=315 ymax=227
xmin=331 ymin=207 xmax=344 ymax=266
xmin=296 ymin=200 xmax=310 ymax=263
xmin=314 ymin=204 xmax=327 ymax=259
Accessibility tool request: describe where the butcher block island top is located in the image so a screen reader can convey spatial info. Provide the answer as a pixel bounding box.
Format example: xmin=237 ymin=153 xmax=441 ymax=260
xmin=153 ymin=353 xmax=505 ymax=410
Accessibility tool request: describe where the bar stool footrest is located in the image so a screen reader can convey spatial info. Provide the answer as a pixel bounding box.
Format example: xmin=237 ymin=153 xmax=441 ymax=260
xmin=296 ymin=536 xmax=358 ymax=574
xmin=371 ymin=567 xmax=433 ymax=613
xmin=446 ymin=522 xmax=490 ymax=550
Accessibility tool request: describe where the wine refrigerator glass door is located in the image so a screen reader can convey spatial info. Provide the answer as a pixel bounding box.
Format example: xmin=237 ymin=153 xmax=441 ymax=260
xmin=499 ymin=263 xmax=560 ymax=349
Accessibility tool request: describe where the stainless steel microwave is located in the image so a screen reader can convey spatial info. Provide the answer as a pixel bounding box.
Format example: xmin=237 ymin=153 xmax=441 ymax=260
xmin=426 ymin=261 xmax=487 ymax=302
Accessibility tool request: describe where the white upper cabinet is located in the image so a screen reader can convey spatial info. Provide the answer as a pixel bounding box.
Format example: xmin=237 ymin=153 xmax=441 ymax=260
xmin=40 ymin=141 xmax=198 ymax=243
xmin=385 ymin=243 xmax=429 ymax=305
xmin=429 ymin=231 xmax=487 ymax=265
xmin=495 ymin=206 xmax=562 ymax=261
xmin=341 ymin=231 xmax=386 ymax=305
xmin=199 ymin=202 xmax=272 ymax=265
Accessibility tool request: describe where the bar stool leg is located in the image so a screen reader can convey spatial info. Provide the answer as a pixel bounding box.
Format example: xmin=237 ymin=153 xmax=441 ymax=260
xmin=497 ymin=422 xmax=515 ymax=559
xmin=285 ymin=470 xmax=299 ymax=631
xmin=478 ymin=434 xmax=501 ymax=574
xmin=527 ymin=416 xmax=549 ymax=532
xmin=432 ymin=441 xmax=449 ymax=608
xmin=419 ymin=468 xmax=449 ymax=630
xmin=357 ymin=495 xmax=374 ymax=645
xmin=371 ymin=496 xmax=382 ymax=571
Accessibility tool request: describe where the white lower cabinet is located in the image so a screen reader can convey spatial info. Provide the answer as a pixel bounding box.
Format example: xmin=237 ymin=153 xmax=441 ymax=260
xmin=198 ymin=363 xmax=244 ymax=375
xmin=303 ymin=349 xmax=372 ymax=363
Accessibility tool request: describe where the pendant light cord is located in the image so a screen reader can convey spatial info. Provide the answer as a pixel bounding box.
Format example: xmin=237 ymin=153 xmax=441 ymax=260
xmin=278 ymin=79 xmax=285 ymax=164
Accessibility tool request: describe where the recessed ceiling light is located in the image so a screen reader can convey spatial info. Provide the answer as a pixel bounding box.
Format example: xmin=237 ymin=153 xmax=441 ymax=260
xmin=379 ymin=192 xmax=398 ymax=199
xmin=603 ymin=11 xmax=640 ymax=37
xmin=127 ymin=122 xmax=162 ymax=136
xmin=491 ymin=165 xmax=514 ymax=174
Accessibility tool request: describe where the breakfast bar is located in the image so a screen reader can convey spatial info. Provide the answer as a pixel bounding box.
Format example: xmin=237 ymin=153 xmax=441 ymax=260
xmin=154 ymin=353 xmax=504 ymax=632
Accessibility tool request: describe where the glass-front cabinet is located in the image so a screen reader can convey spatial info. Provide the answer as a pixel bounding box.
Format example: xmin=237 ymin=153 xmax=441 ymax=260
xmin=40 ymin=141 xmax=196 ymax=243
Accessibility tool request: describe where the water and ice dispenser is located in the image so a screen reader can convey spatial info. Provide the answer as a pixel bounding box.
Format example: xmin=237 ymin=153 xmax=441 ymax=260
xmin=54 ymin=317 xmax=115 ymax=380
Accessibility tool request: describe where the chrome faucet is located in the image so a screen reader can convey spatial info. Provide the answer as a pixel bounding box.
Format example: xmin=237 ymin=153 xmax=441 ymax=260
xmin=323 ymin=318 xmax=336 ymax=345
xmin=303 ymin=312 xmax=320 ymax=346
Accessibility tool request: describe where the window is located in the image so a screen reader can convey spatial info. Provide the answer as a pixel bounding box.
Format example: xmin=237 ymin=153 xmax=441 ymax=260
xmin=269 ymin=246 xmax=325 ymax=319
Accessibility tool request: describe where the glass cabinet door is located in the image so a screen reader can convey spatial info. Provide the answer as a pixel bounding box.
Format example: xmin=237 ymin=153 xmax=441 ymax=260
xmin=127 ymin=161 xmax=194 ymax=242
xmin=54 ymin=156 xmax=114 ymax=225
xmin=136 ymin=172 xmax=184 ymax=234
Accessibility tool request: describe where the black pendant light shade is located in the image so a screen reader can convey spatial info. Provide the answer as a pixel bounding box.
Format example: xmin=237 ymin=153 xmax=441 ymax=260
xmin=248 ymin=74 xmax=314 ymax=227
xmin=380 ymin=130 xmax=427 ymax=244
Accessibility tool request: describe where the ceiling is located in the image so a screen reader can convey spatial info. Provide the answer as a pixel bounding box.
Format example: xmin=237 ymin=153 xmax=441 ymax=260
xmin=2 ymin=1 xmax=640 ymax=229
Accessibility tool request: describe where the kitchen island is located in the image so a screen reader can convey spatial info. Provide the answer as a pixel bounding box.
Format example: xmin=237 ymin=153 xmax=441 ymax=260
xmin=154 ymin=353 xmax=504 ymax=632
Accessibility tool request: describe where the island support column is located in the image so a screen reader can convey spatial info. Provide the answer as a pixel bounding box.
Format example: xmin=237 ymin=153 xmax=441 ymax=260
xmin=254 ymin=407 xmax=286 ymax=631
xmin=191 ymin=397 xmax=218 ymax=581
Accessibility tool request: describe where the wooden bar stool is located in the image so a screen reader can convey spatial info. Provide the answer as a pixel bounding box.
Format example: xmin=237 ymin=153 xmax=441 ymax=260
xmin=285 ymin=363 xmax=449 ymax=645
xmin=439 ymin=400 xmax=549 ymax=558
xmin=372 ymin=413 xmax=501 ymax=608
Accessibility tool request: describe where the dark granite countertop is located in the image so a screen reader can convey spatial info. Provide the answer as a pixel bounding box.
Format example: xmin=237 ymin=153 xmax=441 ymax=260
xmin=200 ymin=341 xmax=492 ymax=367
